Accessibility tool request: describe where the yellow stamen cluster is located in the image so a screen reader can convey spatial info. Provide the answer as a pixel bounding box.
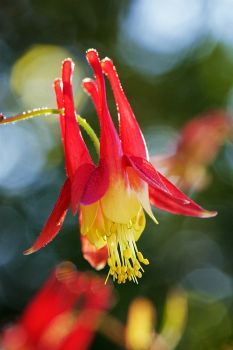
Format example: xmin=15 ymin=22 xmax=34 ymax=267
xmin=81 ymin=202 xmax=150 ymax=283
xmin=105 ymin=218 xmax=149 ymax=284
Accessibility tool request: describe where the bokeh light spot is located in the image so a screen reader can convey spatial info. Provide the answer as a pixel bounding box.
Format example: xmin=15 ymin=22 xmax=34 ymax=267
xmin=11 ymin=44 xmax=85 ymax=109
xmin=121 ymin=0 xmax=204 ymax=54
xmin=0 ymin=123 xmax=45 ymax=192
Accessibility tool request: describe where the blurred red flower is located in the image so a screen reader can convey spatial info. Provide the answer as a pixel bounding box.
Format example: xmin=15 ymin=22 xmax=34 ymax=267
xmin=154 ymin=111 xmax=232 ymax=191
xmin=1 ymin=262 xmax=112 ymax=350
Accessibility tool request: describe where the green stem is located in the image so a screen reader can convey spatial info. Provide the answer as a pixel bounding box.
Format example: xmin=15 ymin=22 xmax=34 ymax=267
xmin=0 ymin=108 xmax=100 ymax=155
xmin=77 ymin=115 xmax=100 ymax=154
xmin=0 ymin=108 xmax=61 ymax=124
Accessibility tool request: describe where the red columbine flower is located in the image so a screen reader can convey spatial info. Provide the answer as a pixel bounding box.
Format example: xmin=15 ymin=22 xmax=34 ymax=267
xmin=1 ymin=263 xmax=112 ymax=350
xmin=154 ymin=111 xmax=233 ymax=191
xmin=24 ymin=49 xmax=217 ymax=283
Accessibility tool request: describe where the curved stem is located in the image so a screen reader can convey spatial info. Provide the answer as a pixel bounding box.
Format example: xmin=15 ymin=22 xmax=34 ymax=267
xmin=0 ymin=108 xmax=100 ymax=155
xmin=77 ymin=115 xmax=100 ymax=154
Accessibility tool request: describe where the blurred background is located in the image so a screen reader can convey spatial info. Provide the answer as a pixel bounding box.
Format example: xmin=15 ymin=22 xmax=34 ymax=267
xmin=0 ymin=0 xmax=232 ymax=349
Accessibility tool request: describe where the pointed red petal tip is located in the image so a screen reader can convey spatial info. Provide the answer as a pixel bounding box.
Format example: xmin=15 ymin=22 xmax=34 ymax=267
xmin=201 ymin=210 xmax=218 ymax=218
xmin=23 ymin=247 xmax=36 ymax=255
xmin=23 ymin=180 xmax=70 ymax=255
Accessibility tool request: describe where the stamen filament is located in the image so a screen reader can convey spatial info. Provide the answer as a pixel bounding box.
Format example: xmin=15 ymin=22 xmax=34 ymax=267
xmin=104 ymin=218 xmax=149 ymax=284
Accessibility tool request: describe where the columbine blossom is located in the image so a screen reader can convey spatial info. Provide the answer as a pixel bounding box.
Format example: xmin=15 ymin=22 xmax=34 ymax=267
xmin=153 ymin=111 xmax=232 ymax=191
xmin=1 ymin=262 xmax=112 ymax=350
xmin=24 ymin=49 xmax=216 ymax=283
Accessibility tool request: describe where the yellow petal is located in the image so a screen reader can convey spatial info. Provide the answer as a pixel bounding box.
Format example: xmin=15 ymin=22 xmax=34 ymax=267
xmin=132 ymin=207 xmax=146 ymax=242
xmin=101 ymin=179 xmax=141 ymax=224
xmin=136 ymin=183 xmax=158 ymax=225
xmin=80 ymin=202 xmax=98 ymax=234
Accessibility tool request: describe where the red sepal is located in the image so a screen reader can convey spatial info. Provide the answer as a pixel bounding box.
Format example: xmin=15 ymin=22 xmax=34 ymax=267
xmin=71 ymin=163 xmax=96 ymax=215
xmin=126 ymin=155 xmax=217 ymax=218
xmin=71 ymin=160 xmax=109 ymax=214
xmin=125 ymin=154 xmax=169 ymax=193
xmin=80 ymin=159 xmax=109 ymax=205
xmin=24 ymin=179 xmax=71 ymax=255
xmin=149 ymin=183 xmax=217 ymax=218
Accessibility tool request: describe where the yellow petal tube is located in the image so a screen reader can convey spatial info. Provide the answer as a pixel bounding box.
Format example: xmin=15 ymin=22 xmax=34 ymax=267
xmin=80 ymin=180 xmax=153 ymax=283
xmin=101 ymin=179 xmax=141 ymax=224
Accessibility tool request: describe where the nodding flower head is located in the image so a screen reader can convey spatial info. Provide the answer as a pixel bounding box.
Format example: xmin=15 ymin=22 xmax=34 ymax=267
xmin=24 ymin=50 xmax=217 ymax=284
